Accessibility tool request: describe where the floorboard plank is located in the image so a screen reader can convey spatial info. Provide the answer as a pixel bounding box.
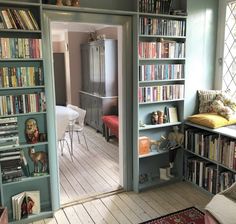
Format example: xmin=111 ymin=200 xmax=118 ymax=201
xmin=73 ymin=204 xmax=94 ymax=224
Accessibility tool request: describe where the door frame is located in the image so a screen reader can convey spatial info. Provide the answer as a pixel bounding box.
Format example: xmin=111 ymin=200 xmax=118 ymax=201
xmin=42 ymin=8 xmax=133 ymax=210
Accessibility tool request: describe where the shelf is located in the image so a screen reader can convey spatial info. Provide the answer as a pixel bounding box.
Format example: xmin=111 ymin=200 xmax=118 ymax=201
xmin=139 ymin=121 xmax=182 ymax=130
xmin=139 ymin=79 xmax=185 ymax=84
xmin=0 ymin=29 xmax=41 ymax=34
xmin=0 ymin=112 xmax=46 ymax=118
xmin=139 ymin=98 xmax=184 ymax=105
xmin=139 ymin=149 xmax=169 ymax=158
xmin=184 ymin=149 xmax=218 ymax=165
xmin=0 ymin=86 xmax=45 ymax=90
xmin=139 ymin=34 xmax=186 ymax=39
xmin=139 ymin=58 xmax=186 ymax=61
xmin=0 ymin=141 xmax=48 ymax=152
xmin=3 ymin=174 xmax=50 ymax=187
xmin=0 ymin=1 xmax=41 ymax=7
xmin=139 ymin=176 xmax=181 ymax=191
xmin=138 ymin=12 xmax=187 ymax=19
xmin=0 ymin=58 xmax=43 ymax=62
xmin=10 ymin=211 xmax=53 ymax=224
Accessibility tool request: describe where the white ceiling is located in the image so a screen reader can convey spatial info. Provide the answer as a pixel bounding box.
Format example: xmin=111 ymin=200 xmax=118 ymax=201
xmin=51 ymin=21 xmax=110 ymax=33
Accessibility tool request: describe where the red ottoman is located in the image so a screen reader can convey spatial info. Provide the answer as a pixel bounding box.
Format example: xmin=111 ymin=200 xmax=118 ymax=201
xmin=102 ymin=115 xmax=119 ymax=141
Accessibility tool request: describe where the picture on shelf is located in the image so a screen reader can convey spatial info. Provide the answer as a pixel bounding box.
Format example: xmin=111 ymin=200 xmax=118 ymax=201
xmin=168 ymin=107 xmax=178 ymax=123
xmin=25 ymin=118 xmax=40 ymax=144
xmin=12 ymin=191 xmax=40 ymax=221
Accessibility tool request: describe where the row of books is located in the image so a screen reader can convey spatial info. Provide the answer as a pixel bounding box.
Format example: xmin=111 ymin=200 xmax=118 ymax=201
xmin=185 ymin=129 xmax=236 ymax=170
xmin=186 ymin=157 xmax=236 ymax=193
xmin=0 ymin=38 xmax=42 ymax=59
xmin=139 ymin=0 xmax=172 ymax=14
xmin=185 ymin=158 xmax=217 ymax=194
xmin=138 ymin=84 xmax=184 ymax=103
xmin=139 ymin=41 xmax=185 ymax=59
xmin=12 ymin=191 xmax=40 ymax=221
xmin=0 ymin=92 xmax=46 ymax=116
xmin=0 ymin=67 xmax=44 ymax=88
xmin=139 ymin=64 xmax=184 ymax=81
xmin=139 ymin=17 xmax=186 ymax=36
xmin=0 ymin=8 xmax=39 ymax=30
xmin=0 ymin=117 xmax=19 ymax=151
xmin=219 ymin=171 xmax=236 ymax=192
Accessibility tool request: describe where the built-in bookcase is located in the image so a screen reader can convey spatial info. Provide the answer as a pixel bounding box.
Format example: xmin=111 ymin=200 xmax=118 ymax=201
xmin=184 ymin=122 xmax=236 ymax=194
xmin=134 ymin=0 xmax=187 ymax=191
xmin=0 ymin=0 xmax=53 ymax=223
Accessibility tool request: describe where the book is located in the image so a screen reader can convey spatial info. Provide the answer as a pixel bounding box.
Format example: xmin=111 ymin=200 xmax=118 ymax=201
xmin=12 ymin=191 xmax=40 ymax=221
xmin=168 ymin=107 xmax=178 ymax=123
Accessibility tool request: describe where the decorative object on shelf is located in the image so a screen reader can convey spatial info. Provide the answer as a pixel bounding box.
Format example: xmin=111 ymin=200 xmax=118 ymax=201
xmin=56 ymin=0 xmax=63 ymax=5
xmin=160 ymin=166 xmax=171 ymax=180
xmin=25 ymin=118 xmax=40 ymax=144
xmin=139 ymin=173 xmax=148 ymax=184
xmin=167 ymin=126 xmax=184 ymax=174
xmin=151 ymin=111 xmax=159 ymax=125
xmin=0 ymin=207 xmax=8 ymax=224
xmin=157 ymin=111 xmax=164 ymax=124
xmin=139 ymin=136 xmax=151 ymax=155
xmin=139 ymin=120 xmax=146 ymax=127
xmin=65 ymin=0 xmax=72 ymax=6
xmin=39 ymin=133 xmax=47 ymax=142
xmin=28 ymin=147 xmax=48 ymax=174
xmin=72 ymin=0 xmax=80 ymax=7
xmin=88 ymin=32 xmax=97 ymax=42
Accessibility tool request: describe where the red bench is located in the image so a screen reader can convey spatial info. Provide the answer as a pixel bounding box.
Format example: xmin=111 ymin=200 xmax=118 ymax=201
xmin=102 ymin=115 xmax=119 ymax=141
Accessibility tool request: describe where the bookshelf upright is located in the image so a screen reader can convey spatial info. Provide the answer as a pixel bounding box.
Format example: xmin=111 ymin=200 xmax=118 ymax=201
xmin=0 ymin=0 xmax=53 ymax=223
xmin=134 ymin=0 xmax=187 ymax=191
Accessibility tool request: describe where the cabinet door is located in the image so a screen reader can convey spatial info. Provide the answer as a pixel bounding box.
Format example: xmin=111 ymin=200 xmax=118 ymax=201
xmin=90 ymin=96 xmax=98 ymax=129
xmin=92 ymin=45 xmax=101 ymax=95
xmin=80 ymin=92 xmax=91 ymax=125
xmin=99 ymin=44 xmax=106 ymax=96
xmin=81 ymin=45 xmax=91 ymax=93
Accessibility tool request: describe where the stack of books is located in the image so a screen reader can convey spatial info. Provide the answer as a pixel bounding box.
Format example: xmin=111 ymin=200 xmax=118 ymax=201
xmin=0 ymin=117 xmax=22 ymax=182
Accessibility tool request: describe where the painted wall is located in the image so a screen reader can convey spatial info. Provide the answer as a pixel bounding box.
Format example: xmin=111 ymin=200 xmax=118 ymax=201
xmin=184 ymin=0 xmax=219 ymax=117
xmin=68 ymin=32 xmax=89 ymax=106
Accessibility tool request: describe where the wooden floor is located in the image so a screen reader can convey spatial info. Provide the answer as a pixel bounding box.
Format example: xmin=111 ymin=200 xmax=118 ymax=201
xmin=34 ymin=181 xmax=212 ymax=224
xmin=59 ymin=126 xmax=121 ymax=205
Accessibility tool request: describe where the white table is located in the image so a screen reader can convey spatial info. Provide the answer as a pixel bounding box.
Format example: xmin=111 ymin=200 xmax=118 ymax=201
xmin=55 ymin=105 xmax=79 ymax=159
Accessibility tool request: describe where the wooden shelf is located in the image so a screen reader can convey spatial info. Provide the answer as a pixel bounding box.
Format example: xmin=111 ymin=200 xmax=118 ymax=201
xmin=0 ymin=142 xmax=48 ymax=152
xmin=0 ymin=86 xmax=45 ymax=90
xmin=138 ymin=12 xmax=187 ymax=19
xmin=0 ymin=28 xmax=41 ymax=33
xmin=0 ymin=58 xmax=43 ymax=62
xmin=139 ymin=121 xmax=182 ymax=130
xmin=139 ymin=98 xmax=184 ymax=105
xmin=139 ymin=34 xmax=186 ymax=39
xmin=2 ymin=174 xmax=50 ymax=187
xmin=139 ymin=149 xmax=168 ymax=158
xmin=139 ymin=58 xmax=186 ymax=61
xmin=0 ymin=112 xmax=46 ymax=118
xmin=0 ymin=1 xmax=41 ymax=7
xmin=139 ymin=79 xmax=185 ymax=84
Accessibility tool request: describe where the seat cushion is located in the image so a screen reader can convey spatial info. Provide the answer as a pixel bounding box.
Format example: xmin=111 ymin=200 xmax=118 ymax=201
xmin=205 ymin=195 xmax=236 ymax=224
xmin=102 ymin=115 xmax=119 ymax=138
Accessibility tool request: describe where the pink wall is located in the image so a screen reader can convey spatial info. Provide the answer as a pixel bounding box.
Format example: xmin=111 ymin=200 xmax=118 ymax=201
xmin=96 ymin=27 xmax=118 ymax=39
xmin=68 ymin=32 xmax=89 ymax=106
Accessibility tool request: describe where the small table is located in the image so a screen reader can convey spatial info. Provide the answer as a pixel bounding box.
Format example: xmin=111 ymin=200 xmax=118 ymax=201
xmin=55 ymin=105 xmax=79 ymax=158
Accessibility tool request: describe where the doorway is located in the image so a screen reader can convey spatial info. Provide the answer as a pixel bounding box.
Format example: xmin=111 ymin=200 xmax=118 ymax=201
xmin=42 ymin=10 xmax=133 ymax=210
xmin=51 ymin=22 xmax=122 ymax=205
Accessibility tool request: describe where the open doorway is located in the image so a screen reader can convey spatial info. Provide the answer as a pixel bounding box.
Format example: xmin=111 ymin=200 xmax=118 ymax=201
xmin=51 ymin=22 xmax=123 ymax=205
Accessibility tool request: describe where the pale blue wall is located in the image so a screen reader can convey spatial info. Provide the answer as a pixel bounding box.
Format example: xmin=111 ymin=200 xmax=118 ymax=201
xmin=184 ymin=0 xmax=219 ymax=117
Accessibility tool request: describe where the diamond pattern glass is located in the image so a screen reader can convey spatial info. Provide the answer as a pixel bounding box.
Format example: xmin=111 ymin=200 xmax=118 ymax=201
xmin=223 ymin=1 xmax=236 ymax=97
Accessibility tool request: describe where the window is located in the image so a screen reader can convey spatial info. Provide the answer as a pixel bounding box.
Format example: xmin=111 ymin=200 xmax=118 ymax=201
xmin=215 ymin=0 xmax=236 ymax=97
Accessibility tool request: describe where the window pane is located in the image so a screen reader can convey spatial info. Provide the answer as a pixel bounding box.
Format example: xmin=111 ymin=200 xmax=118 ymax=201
xmin=223 ymin=1 xmax=236 ymax=97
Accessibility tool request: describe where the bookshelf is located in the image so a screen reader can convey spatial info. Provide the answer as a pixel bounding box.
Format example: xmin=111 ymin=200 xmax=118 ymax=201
xmin=134 ymin=0 xmax=187 ymax=191
xmin=184 ymin=122 xmax=236 ymax=194
xmin=0 ymin=0 xmax=53 ymax=223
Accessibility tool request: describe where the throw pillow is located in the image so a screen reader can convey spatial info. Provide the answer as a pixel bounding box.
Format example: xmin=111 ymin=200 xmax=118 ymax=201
xmin=211 ymin=99 xmax=235 ymax=120
xmin=198 ymin=90 xmax=222 ymax=113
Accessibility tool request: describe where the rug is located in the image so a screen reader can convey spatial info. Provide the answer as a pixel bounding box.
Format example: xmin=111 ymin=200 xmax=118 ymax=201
xmin=140 ymin=207 xmax=205 ymax=224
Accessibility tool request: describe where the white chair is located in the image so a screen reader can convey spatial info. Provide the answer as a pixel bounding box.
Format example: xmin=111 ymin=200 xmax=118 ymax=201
xmin=67 ymin=104 xmax=89 ymax=150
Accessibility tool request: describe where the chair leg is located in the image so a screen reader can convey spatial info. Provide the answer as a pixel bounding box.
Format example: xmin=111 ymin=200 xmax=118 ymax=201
xmin=76 ymin=131 xmax=81 ymax=144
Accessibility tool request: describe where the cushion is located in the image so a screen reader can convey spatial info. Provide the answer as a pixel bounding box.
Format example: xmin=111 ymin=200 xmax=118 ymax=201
xmin=198 ymin=90 xmax=222 ymax=113
xmin=187 ymin=113 xmax=236 ymax=128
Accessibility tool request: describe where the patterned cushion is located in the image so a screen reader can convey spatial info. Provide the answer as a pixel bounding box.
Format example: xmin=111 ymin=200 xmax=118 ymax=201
xmin=198 ymin=90 xmax=222 ymax=113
